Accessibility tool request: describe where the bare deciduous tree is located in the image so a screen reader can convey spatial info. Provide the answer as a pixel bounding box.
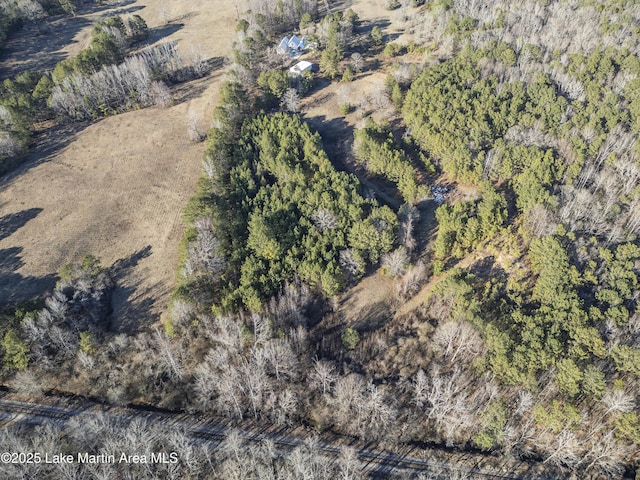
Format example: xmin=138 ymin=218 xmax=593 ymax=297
xmin=260 ymin=338 xmax=298 ymax=381
xmin=382 ymin=247 xmax=409 ymax=277
xmin=396 ymin=261 xmax=427 ymax=302
xmin=77 ymin=349 xmax=96 ymax=370
xmin=187 ymin=109 xmax=205 ymax=142
xmin=154 ymin=327 xmax=184 ymax=381
xmin=339 ymin=248 xmax=362 ymax=277
xmin=0 ymin=131 xmax=22 ymax=159
xmin=336 ymin=84 xmax=353 ymax=110
xmin=266 ymin=278 xmax=311 ymax=328
xmin=186 ymin=44 xmax=208 ymax=77
xmin=272 ymin=388 xmax=298 ymax=425
xmin=581 ymin=431 xmax=631 ymax=477
xmin=600 ymin=389 xmax=635 ymax=416
xmin=398 ymin=203 xmax=418 ymax=251
xmin=412 ymin=369 xmax=429 ymax=408
xmin=351 ymin=52 xmax=364 ymax=73
xmin=282 ymin=88 xmax=301 ymax=113
xmin=525 ymin=204 xmax=556 ymax=238
xmin=312 ymin=208 xmax=338 ymax=231
xmin=338 ymin=446 xmax=362 ymax=480
xmin=182 ymin=216 xmax=226 ymax=278
xmin=431 ymin=320 xmax=485 ymax=364
xmin=12 ymin=370 xmax=43 ymax=395
xmin=541 ymin=428 xmax=581 ymax=470
xmin=170 ymin=298 xmax=195 ymax=328
xmin=202 ymin=154 xmax=217 ymax=182
xmin=150 ymin=80 xmax=172 ymax=107
xmin=310 ymin=359 xmax=336 ymax=394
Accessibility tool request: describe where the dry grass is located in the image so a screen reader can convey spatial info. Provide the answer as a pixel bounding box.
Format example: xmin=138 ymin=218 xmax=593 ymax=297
xmin=338 ymin=271 xmax=395 ymax=324
xmin=0 ymin=0 xmax=236 ymax=330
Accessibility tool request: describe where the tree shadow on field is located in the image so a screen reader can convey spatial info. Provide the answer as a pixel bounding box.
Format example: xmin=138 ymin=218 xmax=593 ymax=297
xmin=0 ymin=208 xmax=57 ymax=305
xmin=145 ymin=23 xmax=184 ymax=45
xmin=111 ymin=245 xmax=152 ymax=279
xmin=106 ymin=3 xmax=145 ymax=17
xmin=359 ymin=19 xmax=392 ymax=37
xmin=0 ymin=247 xmax=57 ymax=307
xmin=304 ymin=76 xmax=334 ymax=99
xmin=0 ymin=247 xmax=24 ymax=277
xmin=352 ymin=19 xmax=402 ymax=56
xmin=75 ymin=0 xmax=138 ymax=16
xmin=414 ymin=198 xmax=437 ymax=257
xmin=0 ymin=208 xmax=42 ymax=241
xmin=354 ymin=300 xmax=392 ymax=333
xmin=0 ymin=122 xmax=87 ymax=182
xmin=303 ymin=114 xmax=352 ymax=169
xmin=170 ymin=56 xmax=226 ymax=104
xmin=171 ymin=11 xmax=199 ymax=23
xmin=109 ymin=246 xmax=164 ymax=333
xmin=85 ymin=0 xmax=137 ymax=13
xmin=469 ymin=255 xmax=506 ymax=282
xmin=327 ymin=0 xmax=354 ymax=13
xmin=0 ymin=15 xmax=92 ymax=78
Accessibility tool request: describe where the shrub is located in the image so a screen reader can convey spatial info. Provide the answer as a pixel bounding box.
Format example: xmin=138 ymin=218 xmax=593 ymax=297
xmin=371 ymin=26 xmax=383 ymax=46
xmin=341 ymin=67 xmax=354 ymax=82
xmin=2 ymin=330 xmax=29 ymax=370
xmin=385 ymin=0 xmax=400 ymax=10
xmin=383 ymin=43 xmax=406 ymax=57
xmin=299 ymin=12 xmax=313 ymax=29
xmin=339 ymin=103 xmax=353 ymax=115
xmin=341 ymin=327 xmax=360 ymax=350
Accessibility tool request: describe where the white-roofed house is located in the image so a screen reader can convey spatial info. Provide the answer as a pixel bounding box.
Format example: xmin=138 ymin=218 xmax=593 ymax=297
xmin=277 ymin=36 xmax=290 ymax=55
xmin=288 ymin=35 xmax=300 ymax=50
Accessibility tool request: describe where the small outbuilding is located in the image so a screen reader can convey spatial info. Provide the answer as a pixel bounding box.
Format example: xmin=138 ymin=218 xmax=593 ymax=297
xmin=289 ymin=60 xmax=313 ymax=76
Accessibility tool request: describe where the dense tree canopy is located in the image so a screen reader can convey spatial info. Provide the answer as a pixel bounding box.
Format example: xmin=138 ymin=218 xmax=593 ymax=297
xmin=181 ymin=105 xmax=397 ymax=312
xmin=353 ymin=119 xmax=430 ymax=204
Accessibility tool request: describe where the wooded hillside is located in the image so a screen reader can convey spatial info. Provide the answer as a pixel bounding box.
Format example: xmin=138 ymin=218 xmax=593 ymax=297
xmin=1 ymin=0 xmax=639 ymax=478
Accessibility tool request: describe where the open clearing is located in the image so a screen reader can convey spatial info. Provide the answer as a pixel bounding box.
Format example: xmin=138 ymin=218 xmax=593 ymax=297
xmin=0 ymin=0 xmax=236 ymax=329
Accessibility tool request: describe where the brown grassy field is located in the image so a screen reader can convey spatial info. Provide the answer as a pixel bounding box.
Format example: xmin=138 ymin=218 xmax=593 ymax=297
xmin=0 ymin=0 xmax=236 ymax=330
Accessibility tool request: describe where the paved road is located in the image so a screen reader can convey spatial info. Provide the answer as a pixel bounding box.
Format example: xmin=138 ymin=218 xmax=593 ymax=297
xmin=0 ymin=396 xmax=527 ymax=479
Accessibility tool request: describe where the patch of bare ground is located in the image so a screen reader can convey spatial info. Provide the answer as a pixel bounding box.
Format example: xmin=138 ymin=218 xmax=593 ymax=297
xmin=339 ymin=270 xmax=395 ymax=326
xmin=0 ymin=0 xmax=236 ymax=330
xmin=348 ymin=0 xmax=392 ymax=27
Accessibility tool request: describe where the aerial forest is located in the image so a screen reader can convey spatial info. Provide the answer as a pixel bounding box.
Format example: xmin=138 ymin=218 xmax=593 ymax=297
xmin=1 ymin=0 xmax=639 ymax=478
